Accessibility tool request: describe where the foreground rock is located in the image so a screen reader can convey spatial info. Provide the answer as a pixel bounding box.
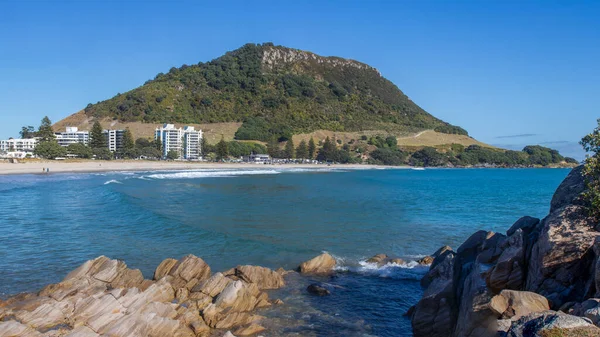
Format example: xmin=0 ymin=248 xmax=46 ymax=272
xmin=506 ymin=310 xmax=600 ymax=336
xmin=0 ymin=254 xmax=285 ymax=337
xmin=307 ymin=283 xmax=331 ymax=296
xmin=410 ymin=166 xmax=600 ymax=337
xmin=298 ymin=253 xmax=336 ymax=273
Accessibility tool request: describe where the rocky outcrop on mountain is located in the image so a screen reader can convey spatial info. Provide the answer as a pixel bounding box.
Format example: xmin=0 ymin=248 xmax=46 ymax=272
xmin=410 ymin=166 xmax=600 ymax=337
xmin=0 ymin=254 xmax=285 ymax=337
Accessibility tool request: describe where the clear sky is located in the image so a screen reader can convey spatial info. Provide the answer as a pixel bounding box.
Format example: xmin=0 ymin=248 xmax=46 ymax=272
xmin=1 ymin=0 xmax=598 ymax=159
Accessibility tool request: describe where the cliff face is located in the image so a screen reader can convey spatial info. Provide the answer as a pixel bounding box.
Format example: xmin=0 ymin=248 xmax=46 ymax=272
xmin=410 ymin=166 xmax=600 ymax=336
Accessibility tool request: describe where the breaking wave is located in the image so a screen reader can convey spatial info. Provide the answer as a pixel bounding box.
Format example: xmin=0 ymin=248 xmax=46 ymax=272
xmin=331 ymin=253 xmax=429 ymax=281
xmin=145 ymin=169 xmax=281 ymax=180
xmin=103 ymin=179 xmax=123 ymax=185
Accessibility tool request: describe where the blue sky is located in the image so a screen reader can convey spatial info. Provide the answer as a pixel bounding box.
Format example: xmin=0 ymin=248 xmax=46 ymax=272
xmin=1 ymin=1 xmax=598 ymax=159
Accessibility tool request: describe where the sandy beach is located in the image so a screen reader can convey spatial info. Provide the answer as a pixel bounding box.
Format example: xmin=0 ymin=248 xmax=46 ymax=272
xmin=0 ymin=159 xmax=389 ymax=175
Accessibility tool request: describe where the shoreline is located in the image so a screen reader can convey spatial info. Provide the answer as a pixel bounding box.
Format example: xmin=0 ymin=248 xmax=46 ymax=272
xmin=0 ymin=160 xmax=398 ymax=176
xmin=0 ymin=160 xmax=574 ymax=176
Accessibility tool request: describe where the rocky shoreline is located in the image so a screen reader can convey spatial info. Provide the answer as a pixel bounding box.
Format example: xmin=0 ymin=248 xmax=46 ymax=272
xmin=409 ymin=165 xmax=600 ymax=336
xmin=0 ymin=251 xmax=348 ymax=337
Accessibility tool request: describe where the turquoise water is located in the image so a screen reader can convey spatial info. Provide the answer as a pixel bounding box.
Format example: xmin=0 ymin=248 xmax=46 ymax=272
xmin=0 ymin=167 xmax=570 ymax=336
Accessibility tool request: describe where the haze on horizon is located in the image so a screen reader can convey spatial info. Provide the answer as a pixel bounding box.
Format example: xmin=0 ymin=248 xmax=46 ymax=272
xmin=1 ymin=0 xmax=598 ymax=160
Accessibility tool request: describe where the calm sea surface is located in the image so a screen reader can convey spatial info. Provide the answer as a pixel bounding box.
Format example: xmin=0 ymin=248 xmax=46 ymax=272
xmin=0 ymin=167 xmax=570 ymax=336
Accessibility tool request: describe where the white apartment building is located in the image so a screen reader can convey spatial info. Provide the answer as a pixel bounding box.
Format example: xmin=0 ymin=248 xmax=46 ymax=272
xmin=155 ymin=124 xmax=203 ymax=160
xmin=0 ymin=138 xmax=37 ymax=153
xmin=55 ymin=127 xmax=89 ymax=147
xmin=103 ymin=129 xmax=125 ymax=152
xmin=183 ymin=126 xmax=202 ymax=160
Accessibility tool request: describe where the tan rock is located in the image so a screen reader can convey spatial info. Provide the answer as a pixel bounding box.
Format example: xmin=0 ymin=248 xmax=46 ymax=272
xmin=418 ymin=256 xmax=434 ymax=265
xmin=366 ymin=254 xmax=388 ymax=265
xmin=176 ymin=288 xmax=189 ymax=303
xmin=0 ymin=320 xmax=42 ymax=336
xmin=232 ymin=265 xmax=285 ymax=290
xmin=154 ymin=258 xmax=178 ymax=280
xmin=65 ymin=326 xmax=100 ymax=337
xmin=168 ymin=254 xmax=211 ymax=284
xmin=489 ymin=290 xmax=550 ymax=320
xmin=389 ymin=258 xmax=405 ymax=265
xmin=15 ymin=302 xmax=67 ymax=330
xmin=298 ymin=253 xmax=336 ymax=273
xmin=192 ymin=272 xmax=232 ymax=297
xmin=72 ymin=293 xmax=126 ymax=331
xmin=234 ymin=323 xmax=266 ymax=336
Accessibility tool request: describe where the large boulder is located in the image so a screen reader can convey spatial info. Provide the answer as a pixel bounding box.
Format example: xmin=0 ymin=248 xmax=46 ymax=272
xmin=550 ymin=165 xmax=586 ymax=213
xmin=506 ymin=216 xmax=540 ymax=237
xmin=224 ymin=265 xmax=285 ymax=290
xmin=452 ymin=264 xmax=497 ymax=337
xmin=489 ymin=290 xmax=550 ymax=319
xmin=421 ymin=249 xmax=455 ymax=288
xmin=412 ymin=250 xmax=456 ymax=337
xmin=298 ymin=253 xmax=336 ymax=274
xmin=166 ymin=254 xmax=212 ymax=289
xmin=487 ymin=229 xmax=527 ymax=292
xmin=506 ymin=310 xmax=600 ymax=336
xmin=525 ymin=205 xmax=597 ymax=308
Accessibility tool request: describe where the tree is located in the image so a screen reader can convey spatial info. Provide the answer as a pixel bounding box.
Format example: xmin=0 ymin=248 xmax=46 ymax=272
xmin=90 ymin=121 xmax=105 ymax=149
xmin=385 ymin=136 xmax=398 ymax=148
xmin=580 ymin=118 xmax=600 ymax=220
xmin=37 ymin=116 xmax=55 ymax=143
xmin=34 ymin=141 xmax=66 ymax=159
xmin=284 ymin=138 xmax=295 ymax=159
xmin=166 ymin=150 xmax=179 ymax=160
xmin=120 ymin=128 xmax=135 ymax=158
xmin=316 ymin=136 xmax=336 ymax=162
xmin=296 ymin=140 xmax=309 ymax=159
xmin=370 ymin=148 xmax=406 ymax=166
xmin=67 ymin=143 xmax=92 ymax=158
xmin=154 ymin=137 xmax=163 ymax=152
xmin=135 ymin=138 xmax=152 ymax=149
xmin=93 ymin=148 xmax=113 ymax=160
xmin=216 ymin=136 xmax=229 ymax=160
xmin=267 ymin=137 xmax=280 ymax=158
xmin=20 ymin=126 xmax=36 ymax=139
xmin=140 ymin=147 xmax=161 ymax=159
xmin=410 ymin=147 xmax=446 ymax=167
xmin=200 ymin=137 xmax=208 ymax=155
xmin=308 ymin=137 xmax=316 ymax=159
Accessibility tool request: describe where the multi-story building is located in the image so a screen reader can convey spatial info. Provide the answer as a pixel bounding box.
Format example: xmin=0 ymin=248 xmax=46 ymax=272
xmin=182 ymin=126 xmax=202 ymax=160
xmin=155 ymin=124 xmax=203 ymax=160
xmin=0 ymin=138 xmax=37 ymax=153
xmin=103 ymin=129 xmax=125 ymax=152
xmin=55 ymin=127 xmax=89 ymax=147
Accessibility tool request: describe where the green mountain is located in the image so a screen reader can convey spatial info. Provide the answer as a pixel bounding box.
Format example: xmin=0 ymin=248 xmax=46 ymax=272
xmin=83 ymin=43 xmax=467 ymax=142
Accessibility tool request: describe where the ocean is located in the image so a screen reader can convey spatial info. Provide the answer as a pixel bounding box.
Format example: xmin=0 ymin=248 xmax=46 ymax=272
xmin=0 ymin=167 xmax=571 ymax=336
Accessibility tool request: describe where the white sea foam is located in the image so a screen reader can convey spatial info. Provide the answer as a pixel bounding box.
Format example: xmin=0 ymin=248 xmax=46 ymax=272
xmin=103 ymin=179 xmax=123 ymax=185
xmin=145 ymin=169 xmax=281 ymax=179
xmin=332 ymin=255 xmax=428 ymax=280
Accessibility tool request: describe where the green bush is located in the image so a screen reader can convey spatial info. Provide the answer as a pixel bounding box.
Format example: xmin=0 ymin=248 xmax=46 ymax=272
xmin=67 ymin=143 xmax=92 ymax=159
xmin=34 ymin=141 xmax=67 ymax=159
xmin=580 ymin=118 xmax=600 ymax=220
xmin=370 ymin=148 xmax=406 ymax=166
